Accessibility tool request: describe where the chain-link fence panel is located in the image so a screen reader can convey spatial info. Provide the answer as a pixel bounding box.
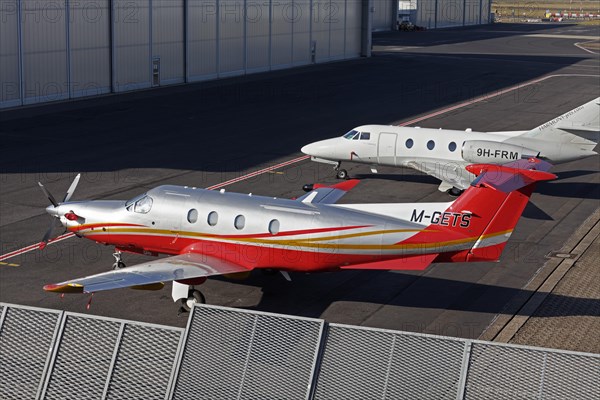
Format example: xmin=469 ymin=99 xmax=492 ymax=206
xmin=41 ymin=314 xmax=122 ymax=400
xmin=464 ymin=341 xmax=600 ymax=400
xmin=314 ymin=324 xmax=467 ymax=400
xmin=106 ymin=323 xmax=183 ymax=400
xmin=172 ymin=305 xmax=324 ymax=400
xmin=0 ymin=305 xmax=62 ymax=400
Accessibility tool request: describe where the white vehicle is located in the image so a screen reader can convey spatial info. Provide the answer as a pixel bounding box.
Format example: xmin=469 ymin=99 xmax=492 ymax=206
xmin=301 ymin=98 xmax=599 ymax=195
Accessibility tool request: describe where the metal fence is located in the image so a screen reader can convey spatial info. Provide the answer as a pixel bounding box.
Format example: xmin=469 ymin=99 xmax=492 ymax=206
xmin=1 ymin=302 xmax=598 ymax=400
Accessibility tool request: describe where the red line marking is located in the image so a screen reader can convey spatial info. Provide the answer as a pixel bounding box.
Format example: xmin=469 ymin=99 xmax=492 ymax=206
xmin=3 ymin=73 xmax=583 ymax=262
xmin=0 ymin=155 xmax=310 ymax=262
xmin=397 ymin=74 xmax=558 ymax=127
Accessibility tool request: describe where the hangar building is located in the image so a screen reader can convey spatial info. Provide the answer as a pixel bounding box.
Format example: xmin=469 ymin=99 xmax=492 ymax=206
xmin=1 ymin=0 xmax=491 ymax=109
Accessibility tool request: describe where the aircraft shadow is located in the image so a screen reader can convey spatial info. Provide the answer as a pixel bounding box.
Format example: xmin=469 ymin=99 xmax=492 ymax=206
xmin=0 ymin=49 xmax=589 ymax=176
xmin=538 ymin=181 xmax=600 ymax=200
xmin=226 ymin=269 xmax=599 ymax=319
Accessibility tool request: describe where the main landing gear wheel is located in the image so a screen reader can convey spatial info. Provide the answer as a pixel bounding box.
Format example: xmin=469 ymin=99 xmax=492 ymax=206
xmin=447 ymin=187 xmax=464 ymax=197
xmin=179 ymin=289 xmax=206 ymax=313
xmin=336 ymin=169 xmax=348 ymax=180
xmin=112 ymin=251 xmax=125 ymax=270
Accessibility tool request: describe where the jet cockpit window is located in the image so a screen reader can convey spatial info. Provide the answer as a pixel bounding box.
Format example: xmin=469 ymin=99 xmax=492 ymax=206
xmin=360 ymin=132 xmax=370 ymax=140
xmin=125 ymin=194 xmax=153 ymax=214
xmin=343 ymin=130 xmax=359 ymax=140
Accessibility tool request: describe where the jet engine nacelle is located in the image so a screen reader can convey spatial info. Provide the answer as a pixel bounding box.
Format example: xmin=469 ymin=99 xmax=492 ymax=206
xmin=462 ymin=140 xmax=539 ymax=164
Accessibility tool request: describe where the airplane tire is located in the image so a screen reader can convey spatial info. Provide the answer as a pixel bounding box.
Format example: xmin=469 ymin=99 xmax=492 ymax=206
xmin=447 ymin=187 xmax=464 ymax=197
xmin=336 ymin=169 xmax=348 ymax=180
xmin=112 ymin=262 xmax=126 ymax=270
xmin=180 ymin=289 xmax=206 ymax=312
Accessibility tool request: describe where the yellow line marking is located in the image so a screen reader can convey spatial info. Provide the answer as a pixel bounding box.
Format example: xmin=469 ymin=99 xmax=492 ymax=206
xmin=267 ymin=171 xmax=284 ymax=174
xmin=0 ymin=262 xmax=20 ymax=267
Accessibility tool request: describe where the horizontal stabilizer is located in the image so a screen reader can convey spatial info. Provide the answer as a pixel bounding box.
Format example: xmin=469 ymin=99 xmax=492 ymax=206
xmin=466 ymin=158 xmax=556 ymax=193
xmin=297 ymin=179 xmax=360 ymax=204
xmin=341 ymin=253 xmax=437 ymax=271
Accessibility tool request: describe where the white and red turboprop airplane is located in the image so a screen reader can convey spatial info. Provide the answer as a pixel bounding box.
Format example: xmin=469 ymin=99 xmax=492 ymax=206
xmin=40 ymin=159 xmax=555 ymax=313
xmin=301 ymin=98 xmax=599 ymax=195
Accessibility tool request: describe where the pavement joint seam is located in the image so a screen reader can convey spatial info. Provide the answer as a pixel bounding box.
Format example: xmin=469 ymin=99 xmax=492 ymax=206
xmin=480 ymin=207 xmax=600 ymax=342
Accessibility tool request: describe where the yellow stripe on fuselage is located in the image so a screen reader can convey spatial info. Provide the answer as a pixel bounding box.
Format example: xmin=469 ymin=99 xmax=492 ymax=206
xmin=82 ymin=225 xmax=512 ymax=251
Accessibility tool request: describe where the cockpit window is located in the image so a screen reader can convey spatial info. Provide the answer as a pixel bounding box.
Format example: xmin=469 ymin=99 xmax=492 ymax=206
xmin=343 ymin=130 xmax=359 ymax=140
xmin=360 ymin=132 xmax=370 ymax=140
xmin=125 ymin=194 xmax=153 ymax=214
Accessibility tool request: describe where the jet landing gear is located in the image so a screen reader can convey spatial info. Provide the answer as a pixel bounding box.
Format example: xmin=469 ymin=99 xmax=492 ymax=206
xmin=334 ymin=162 xmax=348 ymax=180
xmin=447 ymin=187 xmax=464 ymax=197
xmin=112 ymin=251 xmax=125 ymax=270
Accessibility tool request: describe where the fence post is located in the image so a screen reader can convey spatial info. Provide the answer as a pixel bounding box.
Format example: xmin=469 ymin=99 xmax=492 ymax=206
xmin=455 ymin=340 xmax=473 ymax=400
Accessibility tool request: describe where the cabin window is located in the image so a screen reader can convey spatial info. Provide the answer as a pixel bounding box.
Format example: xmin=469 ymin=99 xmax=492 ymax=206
xmin=187 ymin=209 xmax=198 ymax=224
xmin=406 ymin=138 xmax=414 ymax=149
xmin=360 ymin=132 xmax=371 ymax=140
xmin=269 ymin=219 xmax=280 ymax=235
xmin=343 ymin=130 xmax=359 ymax=140
xmin=125 ymin=194 xmax=153 ymax=214
xmin=234 ymin=215 xmax=246 ymax=230
xmin=207 ymin=211 xmax=218 ymax=226
xmin=427 ymin=140 xmax=435 ymax=150
xmin=448 ymin=142 xmax=457 ymax=152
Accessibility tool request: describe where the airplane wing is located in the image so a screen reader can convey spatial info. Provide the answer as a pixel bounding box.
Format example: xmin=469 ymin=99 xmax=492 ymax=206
xmin=341 ymin=253 xmax=438 ymax=271
xmin=405 ymin=160 xmax=474 ymax=191
xmin=43 ymin=253 xmax=251 ymax=294
xmin=296 ymin=179 xmax=360 ymax=204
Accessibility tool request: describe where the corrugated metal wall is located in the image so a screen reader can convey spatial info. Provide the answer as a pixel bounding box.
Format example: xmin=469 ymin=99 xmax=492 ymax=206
xmin=70 ymin=0 xmax=111 ymax=99
xmin=415 ymin=0 xmax=491 ymax=28
xmin=372 ymin=0 xmax=394 ymax=31
xmin=0 ymin=0 xmax=366 ymax=109
xmin=374 ymin=0 xmax=491 ymax=31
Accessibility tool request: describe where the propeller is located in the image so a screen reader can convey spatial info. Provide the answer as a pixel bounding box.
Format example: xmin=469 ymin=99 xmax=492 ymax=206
xmin=38 ymin=174 xmax=81 ymax=249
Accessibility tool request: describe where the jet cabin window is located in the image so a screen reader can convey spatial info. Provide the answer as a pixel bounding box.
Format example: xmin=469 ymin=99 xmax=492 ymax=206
xmin=343 ymin=130 xmax=359 ymax=140
xmin=343 ymin=130 xmax=370 ymax=140
xmin=125 ymin=194 xmax=153 ymax=214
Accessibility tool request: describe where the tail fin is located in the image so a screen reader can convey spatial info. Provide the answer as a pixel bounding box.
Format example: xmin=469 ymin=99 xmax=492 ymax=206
xmin=440 ymin=159 xmax=555 ymax=262
xmin=521 ymin=97 xmax=600 ymax=150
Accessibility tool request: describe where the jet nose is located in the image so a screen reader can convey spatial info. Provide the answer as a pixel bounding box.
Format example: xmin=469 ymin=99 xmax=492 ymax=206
xmin=301 ymin=139 xmax=335 ymax=157
xmin=301 ymin=143 xmax=316 ymax=155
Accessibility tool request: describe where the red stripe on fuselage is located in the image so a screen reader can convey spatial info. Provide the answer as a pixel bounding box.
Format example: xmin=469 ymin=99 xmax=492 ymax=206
xmin=85 ymin=232 xmax=402 ymax=271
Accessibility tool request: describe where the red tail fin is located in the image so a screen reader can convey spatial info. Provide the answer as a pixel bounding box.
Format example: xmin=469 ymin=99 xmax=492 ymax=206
xmin=400 ymin=159 xmax=555 ymax=263
xmin=448 ymin=159 xmax=555 ymax=262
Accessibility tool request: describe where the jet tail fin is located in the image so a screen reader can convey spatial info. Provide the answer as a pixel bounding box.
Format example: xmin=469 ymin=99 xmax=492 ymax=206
xmin=521 ymin=97 xmax=600 ymax=150
xmin=441 ymin=159 xmax=555 ymax=262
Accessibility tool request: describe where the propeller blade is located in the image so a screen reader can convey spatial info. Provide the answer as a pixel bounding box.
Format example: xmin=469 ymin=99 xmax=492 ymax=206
xmin=63 ymin=173 xmax=81 ymax=203
xmin=40 ymin=218 xmax=61 ymax=249
xmin=38 ymin=182 xmax=59 ymax=207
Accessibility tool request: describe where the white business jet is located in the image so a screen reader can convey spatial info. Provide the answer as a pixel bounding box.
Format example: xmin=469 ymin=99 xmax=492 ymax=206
xmin=301 ymin=97 xmax=599 ymax=195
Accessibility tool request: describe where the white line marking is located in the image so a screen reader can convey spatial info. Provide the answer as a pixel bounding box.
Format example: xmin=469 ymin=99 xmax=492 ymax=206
xmin=575 ymin=40 xmax=600 ymax=55
xmin=397 ymin=73 xmax=600 ymax=127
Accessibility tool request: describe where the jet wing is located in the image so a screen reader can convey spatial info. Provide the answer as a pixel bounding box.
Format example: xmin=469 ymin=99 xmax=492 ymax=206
xmin=296 ymin=179 xmax=360 ymax=204
xmin=44 ymin=253 xmax=251 ymax=294
xmin=406 ymin=160 xmax=474 ymax=191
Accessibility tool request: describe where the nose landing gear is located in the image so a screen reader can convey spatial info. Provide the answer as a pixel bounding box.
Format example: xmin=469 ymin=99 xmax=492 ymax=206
xmin=334 ymin=162 xmax=348 ymax=180
xmin=112 ymin=251 xmax=125 ymax=270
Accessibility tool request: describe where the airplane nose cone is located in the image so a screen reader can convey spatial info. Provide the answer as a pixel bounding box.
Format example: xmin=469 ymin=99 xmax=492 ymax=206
xmin=301 ymin=143 xmax=315 ymax=155
xmin=46 ymin=205 xmax=59 ymax=217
